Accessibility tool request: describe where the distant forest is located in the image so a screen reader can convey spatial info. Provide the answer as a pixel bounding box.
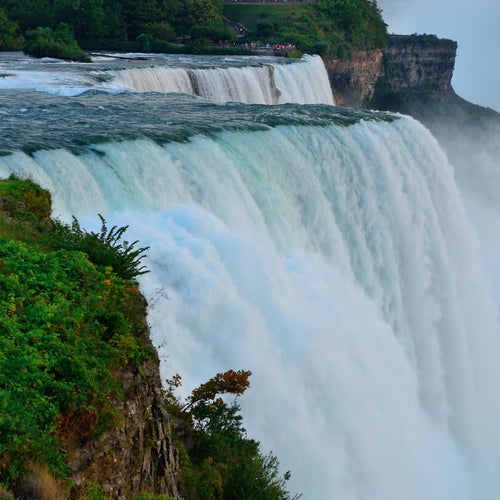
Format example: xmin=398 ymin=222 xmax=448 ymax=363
xmin=0 ymin=0 xmax=387 ymax=58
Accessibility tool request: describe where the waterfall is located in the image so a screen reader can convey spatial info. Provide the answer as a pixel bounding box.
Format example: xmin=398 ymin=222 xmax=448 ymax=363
xmin=1 ymin=115 xmax=500 ymax=499
xmin=107 ymin=54 xmax=334 ymax=104
xmin=106 ymin=66 xmax=195 ymax=94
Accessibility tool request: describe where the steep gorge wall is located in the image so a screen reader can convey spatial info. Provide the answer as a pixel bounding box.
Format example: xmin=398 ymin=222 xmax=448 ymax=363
xmin=67 ymin=309 xmax=180 ymax=499
xmin=322 ymin=49 xmax=383 ymax=107
xmin=323 ymin=34 xmax=458 ymax=109
xmin=381 ymin=35 xmax=457 ymax=95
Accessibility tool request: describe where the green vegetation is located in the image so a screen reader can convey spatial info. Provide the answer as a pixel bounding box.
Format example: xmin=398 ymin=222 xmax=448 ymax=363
xmin=0 ymin=177 xmax=151 ymax=493
xmin=24 ymin=23 xmax=90 ymax=62
xmin=0 ymin=0 xmax=386 ymax=58
xmin=0 ymin=238 xmax=146 ymax=477
xmin=387 ymin=33 xmax=456 ymax=48
xmin=0 ymin=177 xmax=299 ymax=498
xmin=166 ymin=370 xmax=300 ymax=500
xmin=223 ymin=3 xmax=306 ymax=33
xmin=224 ymin=0 xmax=387 ymax=56
xmin=309 ymin=0 xmax=386 ymax=55
xmin=0 ymin=9 xmax=24 ymax=50
xmin=24 ymin=23 xmax=91 ymax=62
xmin=0 ymin=0 xmax=229 ymax=55
xmin=51 ymin=214 xmax=150 ymax=281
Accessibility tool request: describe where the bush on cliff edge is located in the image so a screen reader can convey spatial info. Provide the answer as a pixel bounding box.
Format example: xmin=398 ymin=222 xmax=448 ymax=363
xmin=0 ymin=179 xmax=150 ymax=493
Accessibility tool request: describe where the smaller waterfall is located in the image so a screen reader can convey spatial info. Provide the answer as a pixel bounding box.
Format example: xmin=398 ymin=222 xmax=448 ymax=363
xmin=108 ymin=54 xmax=334 ymax=105
xmin=273 ymin=53 xmax=333 ymax=104
xmin=107 ymin=66 xmax=194 ymax=94
xmin=188 ymin=65 xmax=279 ymax=104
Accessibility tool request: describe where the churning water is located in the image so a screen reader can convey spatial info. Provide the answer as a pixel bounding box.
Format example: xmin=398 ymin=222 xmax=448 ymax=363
xmin=1 ymin=52 xmax=499 ymax=499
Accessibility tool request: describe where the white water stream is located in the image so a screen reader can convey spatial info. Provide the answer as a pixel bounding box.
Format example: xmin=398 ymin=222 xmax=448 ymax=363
xmin=1 ymin=115 xmax=499 ymax=498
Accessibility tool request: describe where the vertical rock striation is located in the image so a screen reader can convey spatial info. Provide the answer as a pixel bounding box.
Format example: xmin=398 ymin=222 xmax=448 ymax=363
xmin=67 ymin=294 xmax=180 ymax=499
xmin=322 ymin=49 xmax=383 ymax=108
xmin=381 ymin=35 xmax=457 ymax=95
xmin=323 ymin=34 xmax=458 ymax=110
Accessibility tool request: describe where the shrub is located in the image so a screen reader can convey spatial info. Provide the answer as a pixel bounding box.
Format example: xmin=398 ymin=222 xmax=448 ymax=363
xmin=136 ymin=33 xmax=154 ymax=52
xmin=142 ymin=22 xmax=177 ymax=42
xmin=166 ymin=371 xmax=301 ymax=500
xmin=50 ymin=214 xmax=149 ymax=281
xmin=0 ymin=236 xmax=148 ymax=486
xmin=0 ymin=10 xmax=24 ymax=50
xmin=24 ymin=23 xmax=90 ymax=62
xmin=190 ymin=21 xmax=236 ymax=43
xmin=0 ymin=175 xmax=51 ymax=222
xmin=256 ymin=20 xmax=276 ymax=39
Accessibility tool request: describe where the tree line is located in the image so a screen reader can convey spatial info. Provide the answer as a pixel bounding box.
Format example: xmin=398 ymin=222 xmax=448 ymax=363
xmin=0 ymin=0 xmax=386 ymax=58
xmin=0 ymin=0 xmax=232 ymax=54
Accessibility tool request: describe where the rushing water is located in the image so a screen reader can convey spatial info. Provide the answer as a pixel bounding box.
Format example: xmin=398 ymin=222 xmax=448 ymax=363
xmin=0 ymin=52 xmax=333 ymax=104
xmin=1 ymin=52 xmax=500 ymax=499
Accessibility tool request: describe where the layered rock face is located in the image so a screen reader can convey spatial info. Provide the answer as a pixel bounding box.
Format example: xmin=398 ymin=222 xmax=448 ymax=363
xmin=322 ymin=49 xmax=383 ymax=107
xmin=67 ymin=298 xmax=180 ymax=499
xmin=323 ymin=34 xmax=458 ymax=109
xmin=381 ymin=35 xmax=457 ymax=95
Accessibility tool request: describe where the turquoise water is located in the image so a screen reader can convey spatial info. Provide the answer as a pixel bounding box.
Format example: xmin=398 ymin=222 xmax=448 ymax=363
xmin=1 ymin=52 xmax=500 ymax=500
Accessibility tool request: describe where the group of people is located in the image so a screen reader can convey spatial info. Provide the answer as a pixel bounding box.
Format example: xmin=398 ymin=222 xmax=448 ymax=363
xmin=271 ymin=43 xmax=297 ymax=51
xmin=239 ymin=41 xmax=297 ymax=52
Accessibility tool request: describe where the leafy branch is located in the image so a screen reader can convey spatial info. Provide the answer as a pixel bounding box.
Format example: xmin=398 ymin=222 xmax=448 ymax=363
xmin=165 ymin=370 xmax=301 ymax=499
xmin=52 ymin=214 xmax=150 ymax=281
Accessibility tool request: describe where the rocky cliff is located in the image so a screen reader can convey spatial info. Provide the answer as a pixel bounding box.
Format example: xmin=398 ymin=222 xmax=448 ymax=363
xmin=322 ymin=49 xmax=383 ymax=108
xmin=381 ymin=35 xmax=457 ymax=94
xmin=67 ymin=306 xmax=180 ymax=499
xmin=323 ymin=34 xmax=458 ymax=110
xmin=0 ymin=181 xmax=181 ymax=499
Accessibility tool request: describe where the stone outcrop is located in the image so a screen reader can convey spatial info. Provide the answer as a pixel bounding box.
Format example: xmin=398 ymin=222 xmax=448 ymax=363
xmin=66 ymin=294 xmax=180 ymax=499
xmin=323 ymin=34 xmax=458 ymax=109
xmin=323 ymin=49 xmax=383 ymax=108
xmin=381 ymin=35 xmax=457 ymax=95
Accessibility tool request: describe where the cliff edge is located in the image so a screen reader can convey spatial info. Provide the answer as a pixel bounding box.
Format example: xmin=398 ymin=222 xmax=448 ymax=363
xmin=66 ymin=311 xmax=180 ymax=499
xmin=323 ymin=34 xmax=458 ymax=110
xmin=324 ymin=33 xmax=500 ymax=144
xmin=0 ymin=183 xmax=180 ymax=499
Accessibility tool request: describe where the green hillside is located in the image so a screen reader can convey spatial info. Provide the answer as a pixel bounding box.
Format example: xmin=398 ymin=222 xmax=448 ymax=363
xmin=224 ymin=0 xmax=387 ymax=56
xmin=223 ymin=3 xmax=307 ymax=32
xmin=0 ymin=0 xmax=386 ymax=58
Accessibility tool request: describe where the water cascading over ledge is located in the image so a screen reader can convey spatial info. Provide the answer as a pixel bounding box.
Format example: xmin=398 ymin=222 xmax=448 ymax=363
xmin=104 ymin=54 xmax=334 ymax=104
xmin=0 ymin=52 xmax=333 ymax=104
xmin=1 ymin=98 xmax=500 ymax=499
xmin=1 ymin=51 xmax=500 ymax=499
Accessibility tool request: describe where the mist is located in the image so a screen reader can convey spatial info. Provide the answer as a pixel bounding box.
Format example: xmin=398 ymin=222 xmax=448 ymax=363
xmin=428 ymin=117 xmax=500 ymax=317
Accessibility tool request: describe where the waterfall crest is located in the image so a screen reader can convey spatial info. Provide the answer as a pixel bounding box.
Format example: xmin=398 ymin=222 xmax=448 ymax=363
xmin=1 ymin=116 xmax=499 ymax=499
xmin=107 ymin=54 xmax=334 ymax=104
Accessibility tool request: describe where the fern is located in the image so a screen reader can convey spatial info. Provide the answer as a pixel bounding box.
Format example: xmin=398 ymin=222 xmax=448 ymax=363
xmin=51 ymin=214 xmax=150 ymax=281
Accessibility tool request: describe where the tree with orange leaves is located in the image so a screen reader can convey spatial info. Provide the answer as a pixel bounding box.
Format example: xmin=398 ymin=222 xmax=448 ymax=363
xmin=166 ymin=369 xmax=300 ymax=499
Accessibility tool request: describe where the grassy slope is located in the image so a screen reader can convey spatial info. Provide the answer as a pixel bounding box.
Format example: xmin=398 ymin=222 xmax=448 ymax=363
xmin=223 ymin=3 xmax=308 ymax=32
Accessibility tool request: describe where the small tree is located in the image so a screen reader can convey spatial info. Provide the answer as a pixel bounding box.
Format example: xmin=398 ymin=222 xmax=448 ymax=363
xmin=24 ymin=23 xmax=90 ymax=62
xmin=190 ymin=21 xmax=236 ymax=44
xmin=167 ymin=370 xmax=301 ymax=500
xmin=0 ymin=9 xmax=25 ymax=50
xmin=256 ymin=20 xmax=276 ymax=40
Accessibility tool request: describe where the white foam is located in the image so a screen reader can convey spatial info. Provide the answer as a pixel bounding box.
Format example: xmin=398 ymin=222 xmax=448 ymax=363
xmin=2 ymin=117 xmax=499 ymax=498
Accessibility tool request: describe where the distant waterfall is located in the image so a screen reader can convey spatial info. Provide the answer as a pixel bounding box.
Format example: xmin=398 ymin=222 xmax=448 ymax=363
xmin=2 ymin=115 xmax=500 ymax=499
xmin=107 ymin=54 xmax=334 ymax=104
xmin=106 ymin=66 xmax=194 ymax=94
